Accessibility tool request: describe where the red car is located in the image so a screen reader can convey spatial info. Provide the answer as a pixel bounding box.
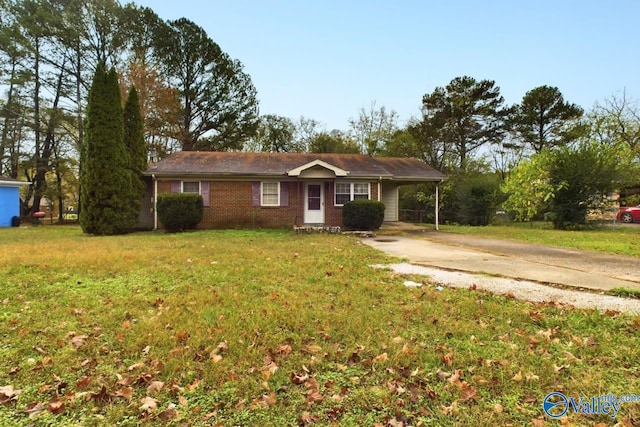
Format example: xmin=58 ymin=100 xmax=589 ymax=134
xmin=617 ymin=205 xmax=640 ymax=223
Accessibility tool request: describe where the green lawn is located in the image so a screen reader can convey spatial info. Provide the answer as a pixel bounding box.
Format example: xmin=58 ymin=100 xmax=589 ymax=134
xmin=0 ymin=226 xmax=639 ymax=426
xmin=440 ymin=222 xmax=640 ymax=257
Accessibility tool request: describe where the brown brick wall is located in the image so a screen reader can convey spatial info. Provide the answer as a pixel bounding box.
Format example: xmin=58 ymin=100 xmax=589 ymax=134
xmin=154 ymin=179 xmax=380 ymax=229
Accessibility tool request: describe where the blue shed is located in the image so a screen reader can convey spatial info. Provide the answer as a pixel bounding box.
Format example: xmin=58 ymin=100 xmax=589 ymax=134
xmin=0 ymin=177 xmax=29 ymax=227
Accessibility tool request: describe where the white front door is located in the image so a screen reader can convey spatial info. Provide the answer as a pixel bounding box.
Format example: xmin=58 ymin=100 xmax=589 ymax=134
xmin=304 ymin=183 xmax=324 ymax=224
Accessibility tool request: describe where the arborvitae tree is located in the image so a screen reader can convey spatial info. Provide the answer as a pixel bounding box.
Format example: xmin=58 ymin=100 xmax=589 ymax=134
xmin=123 ymin=86 xmax=147 ymax=225
xmin=80 ymin=63 xmax=133 ymax=235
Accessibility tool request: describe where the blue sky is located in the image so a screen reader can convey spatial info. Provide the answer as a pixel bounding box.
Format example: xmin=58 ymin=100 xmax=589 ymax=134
xmin=134 ymin=0 xmax=640 ymax=131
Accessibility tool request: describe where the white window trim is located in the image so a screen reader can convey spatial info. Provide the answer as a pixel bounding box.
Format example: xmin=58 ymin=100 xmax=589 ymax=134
xmin=261 ymin=181 xmax=280 ymax=206
xmin=182 ymin=181 xmax=201 ymax=194
xmin=334 ymin=182 xmax=370 ymax=206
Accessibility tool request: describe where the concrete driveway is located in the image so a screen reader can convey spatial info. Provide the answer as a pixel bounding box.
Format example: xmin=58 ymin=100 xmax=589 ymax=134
xmin=362 ymin=228 xmax=640 ymax=292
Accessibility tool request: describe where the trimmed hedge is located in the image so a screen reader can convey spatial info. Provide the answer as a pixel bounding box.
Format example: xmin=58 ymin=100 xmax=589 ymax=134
xmin=342 ymin=199 xmax=385 ymax=231
xmin=157 ymin=193 xmax=204 ymax=232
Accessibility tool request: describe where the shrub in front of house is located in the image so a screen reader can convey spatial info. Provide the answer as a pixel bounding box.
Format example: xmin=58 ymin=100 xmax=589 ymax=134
xmin=157 ymin=193 xmax=204 ymax=232
xmin=342 ymin=199 xmax=385 ymax=231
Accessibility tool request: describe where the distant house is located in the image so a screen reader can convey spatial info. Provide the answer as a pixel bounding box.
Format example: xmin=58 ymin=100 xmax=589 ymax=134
xmin=142 ymin=152 xmax=447 ymax=230
xmin=0 ymin=177 xmax=29 ymax=227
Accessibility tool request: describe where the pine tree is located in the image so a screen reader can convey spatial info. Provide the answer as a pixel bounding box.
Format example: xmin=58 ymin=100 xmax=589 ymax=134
xmin=80 ymin=63 xmax=133 ymax=235
xmin=123 ymin=86 xmax=147 ymax=226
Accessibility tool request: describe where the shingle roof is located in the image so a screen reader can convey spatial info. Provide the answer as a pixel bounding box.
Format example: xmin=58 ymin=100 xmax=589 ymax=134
xmin=146 ymin=151 xmax=447 ymax=182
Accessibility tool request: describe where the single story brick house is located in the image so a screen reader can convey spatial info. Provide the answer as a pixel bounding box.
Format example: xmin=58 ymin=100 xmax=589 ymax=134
xmin=0 ymin=177 xmax=29 ymax=227
xmin=141 ymin=151 xmax=446 ymax=230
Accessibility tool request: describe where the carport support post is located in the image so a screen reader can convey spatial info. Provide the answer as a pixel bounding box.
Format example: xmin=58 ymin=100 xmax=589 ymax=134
xmin=435 ymin=182 xmax=440 ymax=231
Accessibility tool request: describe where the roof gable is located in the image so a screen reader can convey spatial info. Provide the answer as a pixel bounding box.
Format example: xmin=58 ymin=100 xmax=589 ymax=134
xmin=286 ymin=159 xmax=348 ymax=177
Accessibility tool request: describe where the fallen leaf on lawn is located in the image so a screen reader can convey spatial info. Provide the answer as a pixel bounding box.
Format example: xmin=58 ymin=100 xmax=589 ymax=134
xmin=147 ymin=381 xmax=164 ymax=394
xmin=436 ymin=369 xmax=451 ymax=381
xmin=178 ymin=395 xmax=188 ymax=407
xmin=554 ymin=364 xmax=569 ymax=373
xmin=210 ymin=353 xmax=223 ymax=363
xmin=141 ymin=345 xmax=151 ymax=356
xmin=139 ymin=396 xmax=158 ymax=411
xmin=493 ymin=403 xmax=504 ymax=413
xmin=127 ymin=362 xmax=145 ymax=371
xmin=261 ymin=392 xmax=276 ymax=407
xmin=76 ymin=375 xmax=91 ymax=390
xmin=33 ymin=346 xmax=47 ymax=355
xmin=306 ymin=389 xmax=323 ymax=406
xmin=373 ymin=353 xmax=388 ymax=363
xmin=0 ymin=385 xmax=22 ymax=405
xmin=440 ymin=352 xmax=453 ymax=367
xmin=291 ymin=372 xmax=309 ymax=385
xmin=47 ymin=398 xmax=65 ymax=414
xmin=276 ymin=344 xmax=292 ymax=357
xmin=392 ymin=336 xmax=404 ymax=344
xmin=186 ymin=379 xmax=200 ymax=391
xmin=89 ymin=385 xmax=112 ymax=404
xmin=460 ymin=383 xmax=477 ymax=401
xmin=441 ymin=400 xmax=459 ymax=416
xmin=305 ymin=344 xmax=322 ymax=354
xmin=158 ymin=403 xmax=177 ymax=421
xmin=512 ymin=371 xmax=523 ymax=382
xmin=115 ymin=385 xmax=133 ymax=400
xmin=22 ymin=402 xmax=45 ymax=418
xmin=70 ymin=335 xmax=88 ymax=348
xmin=530 ymin=417 xmax=545 ymax=426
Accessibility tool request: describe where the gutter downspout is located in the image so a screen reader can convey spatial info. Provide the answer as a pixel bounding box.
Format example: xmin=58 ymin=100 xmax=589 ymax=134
xmin=152 ymin=174 xmax=157 ymax=230
xmin=435 ymin=181 xmax=440 ymax=231
xmin=377 ymin=177 xmax=381 ymax=202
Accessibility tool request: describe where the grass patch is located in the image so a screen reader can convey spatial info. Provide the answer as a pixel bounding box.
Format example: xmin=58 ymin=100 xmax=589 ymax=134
xmin=439 ymin=222 xmax=640 ymax=257
xmin=609 ymin=288 xmax=640 ymax=299
xmin=0 ymin=226 xmax=640 ymax=425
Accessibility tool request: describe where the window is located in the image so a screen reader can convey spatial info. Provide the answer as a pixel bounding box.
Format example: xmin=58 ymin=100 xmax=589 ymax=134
xmin=182 ymin=181 xmax=200 ymax=194
xmin=335 ymin=182 xmax=370 ymax=206
xmin=261 ymin=182 xmax=280 ymax=206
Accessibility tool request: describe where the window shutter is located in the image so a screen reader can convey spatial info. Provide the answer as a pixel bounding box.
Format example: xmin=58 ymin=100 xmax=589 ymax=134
xmin=201 ymin=181 xmax=210 ymax=207
xmin=252 ymin=182 xmax=260 ymax=206
xmin=280 ymin=182 xmax=289 ymax=207
xmin=171 ymin=180 xmax=181 ymax=193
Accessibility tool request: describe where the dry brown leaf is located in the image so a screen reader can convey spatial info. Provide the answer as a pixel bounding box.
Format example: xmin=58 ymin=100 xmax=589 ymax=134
xmin=115 ymin=385 xmax=133 ymax=400
xmin=47 ymin=399 xmax=65 ymax=415
xmin=373 ymin=353 xmax=388 ymax=363
xmin=178 ymin=395 xmax=188 ymax=407
xmin=291 ymin=372 xmax=309 ymax=385
xmin=493 ymin=403 xmax=504 ymax=413
xmin=512 ymin=371 xmax=523 ymax=382
xmin=261 ymin=392 xmax=276 ymax=407
xmin=158 ymin=403 xmax=177 ymax=421
xmin=22 ymin=402 xmax=45 ymax=418
xmin=276 ymin=344 xmax=292 ymax=356
xmin=147 ymin=381 xmax=164 ymax=394
xmin=306 ymin=389 xmax=323 ymax=405
xmin=0 ymin=385 xmax=22 ymax=405
xmin=460 ymin=383 xmax=477 ymax=401
xmin=440 ymin=352 xmax=453 ymax=367
xmin=139 ymin=396 xmax=158 ymax=411
xmin=127 ymin=362 xmax=145 ymax=371
xmin=305 ymin=344 xmax=322 ymax=354
xmin=210 ymin=353 xmax=223 ymax=363
xmin=76 ymin=375 xmax=91 ymax=391
xmin=70 ymin=335 xmax=88 ymax=348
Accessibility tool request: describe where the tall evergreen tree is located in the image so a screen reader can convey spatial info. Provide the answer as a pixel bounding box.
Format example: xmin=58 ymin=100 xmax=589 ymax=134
xmin=123 ymin=85 xmax=146 ymax=225
xmin=80 ymin=63 xmax=133 ymax=235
